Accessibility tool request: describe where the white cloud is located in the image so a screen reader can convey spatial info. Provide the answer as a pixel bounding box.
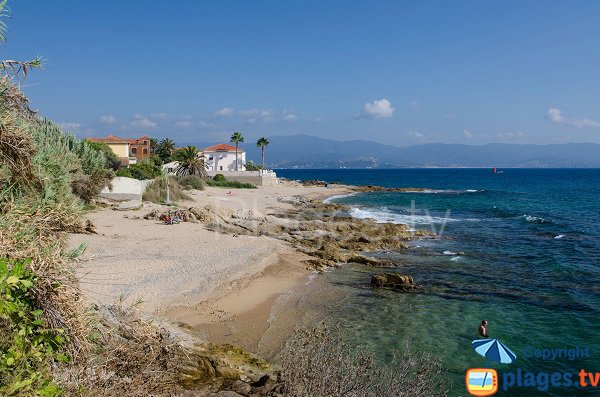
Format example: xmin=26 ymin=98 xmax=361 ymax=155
xmin=408 ymin=131 xmax=425 ymax=139
xmin=129 ymin=117 xmax=157 ymax=129
xmin=547 ymin=108 xmax=600 ymax=127
xmin=463 ymin=129 xmax=473 ymax=139
xmin=213 ymin=107 xmax=297 ymax=123
xmin=214 ymin=107 xmax=235 ymax=117
xmin=238 ymin=108 xmax=275 ymax=123
xmin=58 ymin=122 xmax=81 ymax=131
xmin=363 ymin=99 xmax=394 ymax=118
xmin=99 ymin=115 xmax=115 ymax=124
xmin=282 ymin=110 xmax=298 ymax=122
xmin=174 ymin=120 xmax=194 ymax=128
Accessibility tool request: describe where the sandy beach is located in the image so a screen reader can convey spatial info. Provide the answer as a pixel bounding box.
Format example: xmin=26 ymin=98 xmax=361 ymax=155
xmin=69 ymin=181 xmax=352 ymax=355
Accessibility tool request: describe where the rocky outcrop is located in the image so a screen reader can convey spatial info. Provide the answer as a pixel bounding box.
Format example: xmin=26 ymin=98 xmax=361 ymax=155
xmin=352 ymin=185 xmax=428 ymax=193
xmin=143 ymin=194 xmax=429 ymax=274
xmin=371 ymin=273 xmax=416 ymax=291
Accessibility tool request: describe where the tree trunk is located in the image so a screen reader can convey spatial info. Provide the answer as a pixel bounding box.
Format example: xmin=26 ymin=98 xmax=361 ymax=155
xmin=261 ymin=146 xmax=265 ymax=169
xmin=235 ymin=142 xmax=239 ymax=171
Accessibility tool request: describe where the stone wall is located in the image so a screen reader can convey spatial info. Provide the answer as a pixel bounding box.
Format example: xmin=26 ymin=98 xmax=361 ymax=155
xmin=206 ymin=171 xmax=278 ymax=186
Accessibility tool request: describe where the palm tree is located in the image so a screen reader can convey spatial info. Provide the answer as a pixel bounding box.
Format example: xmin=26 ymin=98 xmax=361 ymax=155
xmin=230 ymin=132 xmax=244 ymax=171
xmin=256 ymin=137 xmax=269 ymax=170
xmin=173 ymin=146 xmax=207 ymax=178
xmin=149 ymin=138 xmax=159 ymax=155
xmin=158 ymin=138 xmax=176 ymax=163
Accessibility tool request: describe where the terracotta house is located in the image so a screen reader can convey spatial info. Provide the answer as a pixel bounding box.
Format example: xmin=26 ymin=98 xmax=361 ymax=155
xmin=128 ymin=135 xmax=151 ymax=160
xmin=87 ymin=134 xmax=152 ymax=166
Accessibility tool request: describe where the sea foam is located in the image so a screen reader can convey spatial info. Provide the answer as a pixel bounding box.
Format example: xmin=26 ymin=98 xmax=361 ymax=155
xmin=349 ymin=206 xmax=457 ymax=225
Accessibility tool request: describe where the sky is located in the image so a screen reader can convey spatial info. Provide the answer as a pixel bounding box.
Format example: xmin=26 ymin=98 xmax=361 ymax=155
xmin=5 ymin=0 xmax=600 ymax=147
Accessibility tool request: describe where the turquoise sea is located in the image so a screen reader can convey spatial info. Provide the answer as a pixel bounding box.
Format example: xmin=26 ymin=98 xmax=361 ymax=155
xmin=276 ymin=169 xmax=600 ymax=397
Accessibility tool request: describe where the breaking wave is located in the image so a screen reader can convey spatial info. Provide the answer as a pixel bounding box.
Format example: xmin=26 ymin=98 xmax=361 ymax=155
xmin=349 ymin=206 xmax=458 ymax=225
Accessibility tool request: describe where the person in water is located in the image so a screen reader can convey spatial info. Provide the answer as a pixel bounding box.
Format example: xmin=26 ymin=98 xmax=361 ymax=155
xmin=478 ymin=320 xmax=489 ymax=338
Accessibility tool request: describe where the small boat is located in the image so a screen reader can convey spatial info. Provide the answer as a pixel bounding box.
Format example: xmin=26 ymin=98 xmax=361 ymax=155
xmin=492 ymin=167 xmax=504 ymax=174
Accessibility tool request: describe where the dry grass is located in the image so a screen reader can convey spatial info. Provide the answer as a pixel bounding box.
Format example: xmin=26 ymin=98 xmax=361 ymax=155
xmin=142 ymin=176 xmax=192 ymax=204
xmin=56 ymin=305 xmax=188 ymax=396
xmin=279 ymin=324 xmax=449 ymax=397
xmin=0 ymin=108 xmax=37 ymax=186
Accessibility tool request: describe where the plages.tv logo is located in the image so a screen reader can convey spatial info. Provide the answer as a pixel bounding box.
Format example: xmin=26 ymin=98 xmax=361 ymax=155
xmin=466 ymin=368 xmax=498 ymax=396
xmin=466 ymin=338 xmax=517 ymax=396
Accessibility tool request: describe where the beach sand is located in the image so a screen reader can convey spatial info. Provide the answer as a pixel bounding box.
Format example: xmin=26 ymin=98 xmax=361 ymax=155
xmin=69 ymin=181 xmax=351 ymax=355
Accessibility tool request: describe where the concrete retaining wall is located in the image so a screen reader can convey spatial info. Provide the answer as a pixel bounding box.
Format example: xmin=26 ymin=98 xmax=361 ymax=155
xmin=100 ymin=177 xmax=153 ymax=201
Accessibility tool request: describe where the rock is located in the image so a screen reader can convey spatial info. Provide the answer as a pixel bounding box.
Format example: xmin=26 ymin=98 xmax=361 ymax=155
xmin=114 ymin=200 xmax=143 ymax=211
xmin=371 ymin=273 xmax=416 ymax=291
xmin=210 ymin=392 xmax=244 ymax=397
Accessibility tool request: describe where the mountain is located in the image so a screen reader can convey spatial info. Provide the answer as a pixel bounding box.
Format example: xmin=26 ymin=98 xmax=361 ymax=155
xmin=187 ymin=135 xmax=600 ymax=168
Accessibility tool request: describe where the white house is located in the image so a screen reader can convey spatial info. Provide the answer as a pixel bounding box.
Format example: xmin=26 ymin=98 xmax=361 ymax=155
xmin=203 ymin=143 xmax=246 ymax=172
xmin=162 ymin=161 xmax=179 ymax=174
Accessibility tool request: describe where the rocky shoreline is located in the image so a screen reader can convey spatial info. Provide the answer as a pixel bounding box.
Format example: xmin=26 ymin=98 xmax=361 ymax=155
xmin=74 ymin=182 xmax=429 ymax=396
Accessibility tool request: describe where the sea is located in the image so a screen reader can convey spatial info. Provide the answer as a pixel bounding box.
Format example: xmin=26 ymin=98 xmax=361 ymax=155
xmin=274 ymin=168 xmax=600 ymax=397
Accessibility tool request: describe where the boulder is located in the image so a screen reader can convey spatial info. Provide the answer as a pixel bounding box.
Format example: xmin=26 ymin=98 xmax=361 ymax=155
xmin=371 ymin=273 xmax=416 ymax=291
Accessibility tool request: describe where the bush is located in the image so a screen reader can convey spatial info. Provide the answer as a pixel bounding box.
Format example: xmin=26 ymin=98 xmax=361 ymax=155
xmin=213 ymin=173 xmax=226 ymax=182
xmin=205 ymin=179 xmax=257 ymax=189
xmin=116 ymin=159 xmax=162 ymax=180
xmin=0 ymin=258 xmax=67 ymax=396
xmin=279 ymin=324 xmax=449 ymax=397
xmin=71 ymin=168 xmax=114 ymax=203
xmin=142 ymin=176 xmax=191 ymax=204
xmin=86 ymin=141 xmax=121 ymax=171
xmin=176 ymin=175 xmax=205 ymax=190
xmin=245 ymin=160 xmax=262 ymax=171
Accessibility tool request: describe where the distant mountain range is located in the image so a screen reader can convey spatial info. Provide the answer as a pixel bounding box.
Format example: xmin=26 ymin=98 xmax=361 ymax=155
xmin=186 ymin=134 xmax=600 ymax=168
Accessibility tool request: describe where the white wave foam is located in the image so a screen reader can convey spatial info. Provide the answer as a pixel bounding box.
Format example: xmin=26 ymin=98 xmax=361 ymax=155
xmin=554 ymin=234 xmax=565 ymax=240
xmin=523 ymin=214 xmax=550 ymax=223
xmin=450 ymin=256 xmax=461 ymax=262
xmin=443 ymin=250 xmax=458 ymax=255
xmin=323 ymin=192 xmax=357 ymax=203
xmin=349 ymin=207 xmax=457 ymax=225
xmin=414 ymin=189 xmax=481 ymax=194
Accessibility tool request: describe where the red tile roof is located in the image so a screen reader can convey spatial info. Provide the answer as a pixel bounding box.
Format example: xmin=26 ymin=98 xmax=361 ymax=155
xmin=88 ymin=135 xmax=151 ymax=144
xmin=87 ymin=135 xmax=130 ymax=144
xmin=202 ymin=143 xmax=244 ymax=152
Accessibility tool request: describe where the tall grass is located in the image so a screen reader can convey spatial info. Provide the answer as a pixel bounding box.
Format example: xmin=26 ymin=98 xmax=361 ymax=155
xmin=0 ymin=78 xmax=114 ymax=395
xmin=142 ymin=176 xmax=192 ymax=204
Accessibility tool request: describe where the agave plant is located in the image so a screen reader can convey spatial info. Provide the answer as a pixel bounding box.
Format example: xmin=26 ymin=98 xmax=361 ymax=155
xmin=173 ymin=146 xmax=207 ymax=178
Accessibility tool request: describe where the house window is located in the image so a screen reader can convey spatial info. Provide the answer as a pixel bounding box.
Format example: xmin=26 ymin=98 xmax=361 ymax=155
xmin=143 ymin=140 xmax=148 ymax=145
xmin=131 ymin=147 xmax=137 ymax=154
xmin=143 ymin=148 xmax=148 ymax=154
xmin=208 ymin=156 xmax=214 ymax=160
xmin=219 ymin=166 xmax=223 ymax=171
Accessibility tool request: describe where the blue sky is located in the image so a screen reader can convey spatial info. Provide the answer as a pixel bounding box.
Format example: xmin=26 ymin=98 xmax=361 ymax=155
xmin=6 ymin=1 xmax=600 ymax=146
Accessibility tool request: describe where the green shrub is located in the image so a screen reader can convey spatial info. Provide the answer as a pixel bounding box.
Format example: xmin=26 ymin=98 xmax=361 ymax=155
xmin=176 ymin=175 xmax=205 ymax=190
xmin=71 ymin=168 xmax=114 ymax=203
xmin=85 ymin=141 xmax=121 ymax=171
xmin=0 ymin=258 xmax=67 ymax=397
xmin=245 ymin=160 xmax=262 ymax=171
xmin=116 ymin=159 xmax=162 ymax=180
xmin=212 ymin=173 xmax=226 ymax=182
xmin=205 ymin=179 xmax=257 ymax=189
xmin=142 ymin=176 xmax=191 ymax=204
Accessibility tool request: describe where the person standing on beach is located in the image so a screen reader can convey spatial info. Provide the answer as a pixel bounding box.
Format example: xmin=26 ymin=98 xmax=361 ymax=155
xmin=478 ymin=320 xmax=489 ymax=338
